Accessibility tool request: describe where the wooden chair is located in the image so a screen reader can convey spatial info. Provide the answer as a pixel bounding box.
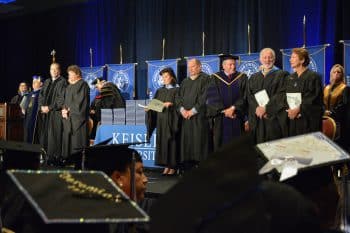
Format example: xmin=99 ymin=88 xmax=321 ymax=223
xmin=322 ymin=115 xmax=337 ymax=140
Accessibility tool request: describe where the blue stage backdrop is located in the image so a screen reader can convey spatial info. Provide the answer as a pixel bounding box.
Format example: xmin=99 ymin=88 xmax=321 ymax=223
xmin=342 ymin=40 xmax=350 ymax=86
xmin=146 ymin=59 xmax=179 ymax=99
xmin=81 ymin=66 xmax=104 ymax=104
xmin=280 ymin=44 xmax=329 ymax=85
xmin=234 ymin=52 xmax=261 ymax=78
xmin=186 ymin=55 xmax=220 ymax=76
xmin=106 ymin=63 xmax=136 ymax=100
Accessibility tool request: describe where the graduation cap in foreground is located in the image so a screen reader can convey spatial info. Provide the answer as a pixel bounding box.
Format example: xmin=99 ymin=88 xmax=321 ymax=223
xmin=4 ymin=170 xmax=149 ymax=232
xmin=256 ymin=131 xmax=349 ymax=229
xmin=257 ymin=131 xmax=350 ymax=182
xmin=66 ymin=141 xmax=143 ymax=174
xmin=0 ymin=140 xmax=43 ymax=170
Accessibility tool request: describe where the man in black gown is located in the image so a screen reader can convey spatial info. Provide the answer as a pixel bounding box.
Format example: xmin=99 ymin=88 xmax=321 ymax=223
xmin=61 ymin=65 xmax=90 ymax=160
xmin=206 ymin=55 xmax=248 ymax=151
xmin=176 ymin=59 xmax=210 ymax=170
xmin=246 ymin=48 xmax=289 ymax=143
xmin=38 ymin=63 xmax=67 ymax=165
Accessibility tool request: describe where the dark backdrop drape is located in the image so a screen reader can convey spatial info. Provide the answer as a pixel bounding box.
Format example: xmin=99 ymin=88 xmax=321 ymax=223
xmin=0 ymin=0 xmax=349 ymax=101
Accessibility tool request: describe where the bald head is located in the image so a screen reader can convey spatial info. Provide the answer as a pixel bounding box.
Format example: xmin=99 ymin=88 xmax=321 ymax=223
xmin=188 ymin=59 xmax=202 ymax=77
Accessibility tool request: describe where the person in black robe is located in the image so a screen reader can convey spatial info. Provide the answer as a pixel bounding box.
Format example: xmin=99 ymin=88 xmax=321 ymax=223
xmin=280 ymin=48 xmax=323 ymax=137
xmin=323 ymin=64 xmax=347 ymax=149
xmin=61 ymin=65 xmax=90 ymax=160
xmin=246 ymin=48 xmax=289 ymax=144
xmin=146 ymin=67 xmax=180 ymax=175
xmin=20 ymin=76 xmax=43 ymax=143
xmin=38 ymin=63 xmax=67 ymax=165
xmin=90 ymin=78 xmax=125 ymax=138
xmin=206 ymin=55 xmax=248 ymax=151
xmin=10 ymin=82 xmax=29 ymax=105
xmin=175 ymin=59 xmax=210 ymax=170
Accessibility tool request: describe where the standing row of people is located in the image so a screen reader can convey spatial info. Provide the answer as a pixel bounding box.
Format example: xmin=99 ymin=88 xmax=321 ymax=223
xmin=147 ymin=47 xmax=350 ymax=175
xmin=18 ymin=63 xmax=90 ymax=166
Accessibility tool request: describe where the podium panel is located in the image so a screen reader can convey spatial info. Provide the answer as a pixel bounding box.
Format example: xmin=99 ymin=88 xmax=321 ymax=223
xmin=0 ymin=103 xmax=24 ymax=141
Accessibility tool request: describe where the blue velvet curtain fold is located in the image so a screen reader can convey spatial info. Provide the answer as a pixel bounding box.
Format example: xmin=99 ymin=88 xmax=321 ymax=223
xmin=0 ymin=0 xmax=348 ymax=100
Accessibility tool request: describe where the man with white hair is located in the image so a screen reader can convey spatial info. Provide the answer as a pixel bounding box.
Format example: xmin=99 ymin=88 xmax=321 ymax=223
xmin=246 ymin=48 xmax=289 ymax=143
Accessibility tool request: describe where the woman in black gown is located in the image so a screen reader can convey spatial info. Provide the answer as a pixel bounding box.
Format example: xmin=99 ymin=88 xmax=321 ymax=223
xmin=146 ymin=68 xmax=180 ymax=176
xmin=282 ymin=47 xmax=323 ymax=136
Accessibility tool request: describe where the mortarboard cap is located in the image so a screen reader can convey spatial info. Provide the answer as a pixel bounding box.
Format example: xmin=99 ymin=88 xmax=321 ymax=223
xmin=256 ymin=132 xmax=350 ymax=182
xmin=0 ymin=140 xmax=43 ymax=170
xmin=3 ymin=170 xmax=149 ymax=232
xmin=219 ymin=54 xmax=239 ymax=62
xmin=66 ymin=142 xmax=143 ymax=176
xmin=256 ymin=132 xmax=349 ymax=228
xmin=91 ymin=77 xmax=104 ymax=86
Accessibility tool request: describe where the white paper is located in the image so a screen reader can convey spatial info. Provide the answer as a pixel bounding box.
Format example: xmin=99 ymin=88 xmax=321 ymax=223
xmin=254 ymin=89 xmax=270 ymax=107
xmin=138 ymin=99 xmax=164 ymax=112
xmin=286 ymin=93 xmax=302 ymax=109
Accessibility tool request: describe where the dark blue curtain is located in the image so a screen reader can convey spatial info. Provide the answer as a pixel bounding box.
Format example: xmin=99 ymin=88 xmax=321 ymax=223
xmin=0 ymin=0 xmax=349 ymax=101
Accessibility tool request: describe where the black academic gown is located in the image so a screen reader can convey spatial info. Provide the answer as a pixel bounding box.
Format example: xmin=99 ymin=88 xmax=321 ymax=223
xmin=175 ymin=72 xmax=210 ymax=164
xmin=10 ymin=93 xmax=26 ymax=105
xmin=280 ymin=69 xmax=323 ymax=137
xmin=22 ymin=89 xmax=41 ymax=143
xmin=146 ymin=86 xmax=181 ymax=168
xmin=206 ymin=71 xmax=248 ymax=151
xmin=38 ymin=76 xmax=67 ymax=162
xmin=62 ymin=79 xmax=90 ymax=159
xmin=247 ymin=68 xmax=289 ymax=143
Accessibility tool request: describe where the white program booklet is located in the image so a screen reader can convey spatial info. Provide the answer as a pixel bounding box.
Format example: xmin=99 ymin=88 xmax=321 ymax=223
xmin=254 ymin=89 xmax=270 ymax=107
xmin=286 ymin=93 xmax=302 ymax=109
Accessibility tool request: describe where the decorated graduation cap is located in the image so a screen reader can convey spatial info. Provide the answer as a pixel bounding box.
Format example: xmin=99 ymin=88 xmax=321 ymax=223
xmin=3 ymin=170 xmax=149 ymax=232
xmin=151 ymin=134 xmax=264 ymax=233
xmin=0 ymin=140 xmax=43 ymax=170
xmin=256 ymin=131 xmax=349 ymax=228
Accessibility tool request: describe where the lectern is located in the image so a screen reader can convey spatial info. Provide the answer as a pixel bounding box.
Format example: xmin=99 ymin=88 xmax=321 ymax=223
xmin=0 ymin=103 xmax=24 ymax=141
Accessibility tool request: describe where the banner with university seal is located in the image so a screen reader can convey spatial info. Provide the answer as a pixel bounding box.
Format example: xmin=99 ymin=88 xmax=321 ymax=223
xmin=280 ymin=44 xmax=330 ymax=85
xmin=146 ymin=58 xmax=179 ymax=99
xmin=233 ymin=52 xmax=260 ymax=78
xmin=185 ymin=55 xmax=220 ymax=76
xmin=81 ymin=66 xmax=104 ymax=104
xmin=106 ymin=63 xmax=136 ymax=100
xmin=340 ymin=40 xmax=350 ymax=86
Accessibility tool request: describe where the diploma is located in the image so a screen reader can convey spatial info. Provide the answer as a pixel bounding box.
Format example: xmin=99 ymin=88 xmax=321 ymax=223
xmin=286 ymin=93 xmax=302 ymax=109
xmin=254 ymin=89 xmax=270 ymax=107
xmin=138 ymin=98 xmax=164 ymax=112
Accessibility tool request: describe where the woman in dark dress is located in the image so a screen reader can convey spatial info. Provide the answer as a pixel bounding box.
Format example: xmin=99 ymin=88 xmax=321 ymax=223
xmin=282 ymin=47 xmax=323 ymax=136
xmin=146 ymin=67 xmax=180 ymax=176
